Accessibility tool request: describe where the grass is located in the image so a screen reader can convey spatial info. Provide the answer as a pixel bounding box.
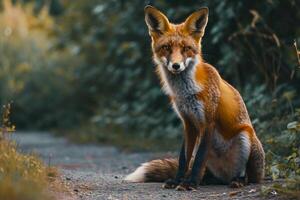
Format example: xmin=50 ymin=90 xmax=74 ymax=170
xmin=261 ymin=178 xmax=300 ymax=200
xmin=0 ymin=140 xmax=52 ymax=200
xmin=0 ymin=103 xmax=62 ymax=200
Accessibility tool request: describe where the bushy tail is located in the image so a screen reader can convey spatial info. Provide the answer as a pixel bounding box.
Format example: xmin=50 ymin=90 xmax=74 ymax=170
xmin=124 ymin=158 xmax=178 ymax=182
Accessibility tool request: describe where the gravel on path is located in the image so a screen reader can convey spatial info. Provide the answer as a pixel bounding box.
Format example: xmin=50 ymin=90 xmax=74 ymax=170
xmin=12 ymin=132 xmax=280 ymax=200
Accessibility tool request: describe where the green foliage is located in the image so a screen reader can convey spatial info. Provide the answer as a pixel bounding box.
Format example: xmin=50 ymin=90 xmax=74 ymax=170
xmin=242 ymin=84 xmax=300 ymax=198
xmin=56 ymin=0 xmax=182 ymax=138
xmin=261 ymin=178 xmax=300 ymax=199
xmin=2 ymin=0 xmax=299 ymax=136
xmin=54 ymin=0 xmax=300 ymax=137
xmin=241 ymin=85 xmax=300 ymax=178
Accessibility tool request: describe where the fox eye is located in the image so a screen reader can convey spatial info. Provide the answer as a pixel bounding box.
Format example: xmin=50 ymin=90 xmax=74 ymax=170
xmin=161 ymin=45 xmax=171 ymax=51
xmin=183 ymin=46 xmax=192 ymax=52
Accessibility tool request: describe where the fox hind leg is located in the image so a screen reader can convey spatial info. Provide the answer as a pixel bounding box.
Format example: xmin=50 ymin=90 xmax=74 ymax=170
xmin=207 ymin=130 xmax=251 ymax=187
xmin=246 ymin=135 xmax=265 ymax=183
xmin=229 ymin=131 xmax=251 ymax=188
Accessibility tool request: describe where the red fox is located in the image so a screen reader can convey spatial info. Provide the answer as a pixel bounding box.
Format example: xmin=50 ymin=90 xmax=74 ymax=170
xmin=125 ymin=6 xmax=265 ymax=190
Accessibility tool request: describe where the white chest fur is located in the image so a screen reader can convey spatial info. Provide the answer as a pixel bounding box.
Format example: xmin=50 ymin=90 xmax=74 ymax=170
xmin=166 ymin=68 xmax=205 ymax=124
xmin=173 ymin=95 xmax=205 ymax=125
xmin=157 ymin=61 xmax=205 ymax=124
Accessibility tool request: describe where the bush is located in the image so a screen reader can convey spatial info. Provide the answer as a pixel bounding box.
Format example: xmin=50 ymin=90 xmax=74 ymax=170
xmin=0 ymin=1 xmax=85 ymax=129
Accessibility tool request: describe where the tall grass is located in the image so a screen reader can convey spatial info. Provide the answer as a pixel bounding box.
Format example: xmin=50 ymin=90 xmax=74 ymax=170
xmin=0 ymin=103 xmax=54 ymax=200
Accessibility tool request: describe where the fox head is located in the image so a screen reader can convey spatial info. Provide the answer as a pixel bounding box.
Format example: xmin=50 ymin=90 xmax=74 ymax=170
xmin=144 ymin=6 xmax=208 ymax=74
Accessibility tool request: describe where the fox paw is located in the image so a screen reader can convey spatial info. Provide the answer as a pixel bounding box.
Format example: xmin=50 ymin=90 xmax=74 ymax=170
xmin=162 ymin=179 xmax=180 ymax=189
xmin=175 ymin=180 xmax=197 ymax=191
xmin=230 ymin=177 xmax=246 ymax=188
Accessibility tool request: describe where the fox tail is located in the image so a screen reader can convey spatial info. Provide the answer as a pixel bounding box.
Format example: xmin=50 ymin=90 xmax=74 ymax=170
xmin=124 ymin=158 xmax=178 ymax=182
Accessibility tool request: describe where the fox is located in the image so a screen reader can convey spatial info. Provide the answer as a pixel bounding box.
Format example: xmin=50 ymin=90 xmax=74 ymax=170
xmin=125 ymin=6 xmax=265 ymax=190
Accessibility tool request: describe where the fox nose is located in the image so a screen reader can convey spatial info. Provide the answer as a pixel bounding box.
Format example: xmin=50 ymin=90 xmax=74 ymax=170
xmin=172 ymin=63 xmax=180 ymax=70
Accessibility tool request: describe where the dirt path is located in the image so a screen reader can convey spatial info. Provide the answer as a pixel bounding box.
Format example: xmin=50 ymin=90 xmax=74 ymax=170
xmin=12 ymin=132 xmax=279 ymax=200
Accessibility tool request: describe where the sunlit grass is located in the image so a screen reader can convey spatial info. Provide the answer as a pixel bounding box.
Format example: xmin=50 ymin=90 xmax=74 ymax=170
xmin=0 ymin=103 xmax=60 ymax=200
xmin=0 ymin=140 xmax=52 ymax=200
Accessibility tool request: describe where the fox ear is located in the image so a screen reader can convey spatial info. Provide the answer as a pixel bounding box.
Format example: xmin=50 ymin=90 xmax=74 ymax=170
xmin=184 ymin=7 xmax=209 ymax=40
xmin=144 ymin=6 xmax=170 ymax=36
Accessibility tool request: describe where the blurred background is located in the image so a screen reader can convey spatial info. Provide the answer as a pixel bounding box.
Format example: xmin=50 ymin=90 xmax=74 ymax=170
xmin=0 ymin=0 xmax=299 ymax=160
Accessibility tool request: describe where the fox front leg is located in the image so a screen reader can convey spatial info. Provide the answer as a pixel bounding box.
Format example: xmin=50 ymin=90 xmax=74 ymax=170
xmin=162 ymin=141 xmax=186 ymax=189
xmin=176 ymin=129 xmax=211 ymax=191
